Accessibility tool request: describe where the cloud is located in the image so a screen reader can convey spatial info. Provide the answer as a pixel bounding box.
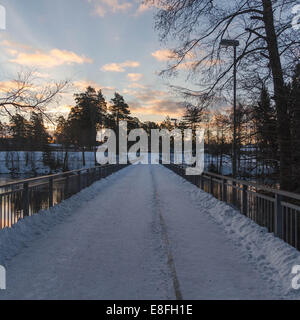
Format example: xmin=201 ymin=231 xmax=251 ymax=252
xmin=152 ymin=49 xmax=177 ymax=62
xmin=126 ymin=86 xmax=184 ymax=117
xmin=127 ymin=73 xmax=143 ymax=82
xmin=73 ymin=79 xmax=115 ymax=94
xmin=128 ymin=82 xmax=146 ymax=89
xmin=32 ymin=71 xmax=51 ymax=79
xmin=1 ymin=39 xmax=32 ymax=51
xmin=135 ymin=3 xmax=152 ymax=15
xmin=151 ymin=49 xmax=197 ymax=62
xmin=130 ymin=98 xmax=184 ymax=117
xmin=101 ymin=60 xmax=140 ymax=72
xmin=151 ymin=47 xmax=221 ymax=71
xmin=46 ymin=104 xmax=72 ymax=114
xmin=10 ymin=49 xmax=92 ymax=68
xmin=2 ymin=39 xmax=93 ymax=68
xmin=88 ymin=0 xmax=132 ymax=17
xmin=177 ymin=59 xmax=222 ymax=70
xmin=0 ymin=80 xmax=19 ymax=92
xmin=135 ymin=0 xmax=167 ymax=16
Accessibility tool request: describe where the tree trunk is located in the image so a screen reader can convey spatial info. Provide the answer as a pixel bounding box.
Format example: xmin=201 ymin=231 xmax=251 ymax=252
xmin=262 ymin=0 xmax=292 ymax=191
xmin=291 ymin=67 xmax=300 ymax=191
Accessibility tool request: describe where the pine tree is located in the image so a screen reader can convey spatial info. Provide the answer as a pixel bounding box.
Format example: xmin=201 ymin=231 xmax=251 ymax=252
xmin=110 ymin=92 xmax=131 ymax=128
xmin=29 ymin=112 xmax=50 ymax=151
xmin=110 ymin=93 xmax=131 ymax=156
xmin=251 ymin=86 xmax=278 ymax=176
xmin=9 ymin=114 xmax=30 ymax=150
xmin=160 ymin=116 xmax=174 ymax=131
xmin=71 ymin=86 xmax=108 ymax=165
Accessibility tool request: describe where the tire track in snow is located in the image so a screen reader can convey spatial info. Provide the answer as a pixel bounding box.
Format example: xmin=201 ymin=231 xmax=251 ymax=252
xmin=150 ymin=166 xmax=183 ymax=301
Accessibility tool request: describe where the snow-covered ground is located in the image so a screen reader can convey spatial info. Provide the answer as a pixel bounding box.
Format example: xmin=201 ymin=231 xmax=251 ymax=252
xmin=0 ymin=151 xmax=96 ymax=175
xmin=0 ymin=164 xmax=299 ymax=300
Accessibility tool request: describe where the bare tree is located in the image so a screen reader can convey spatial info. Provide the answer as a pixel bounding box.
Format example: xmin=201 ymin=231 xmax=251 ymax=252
xmin=146 ymin=0 xmax=298 ymax=190
xmin=0 ymin=70 xmax=69 ymax=121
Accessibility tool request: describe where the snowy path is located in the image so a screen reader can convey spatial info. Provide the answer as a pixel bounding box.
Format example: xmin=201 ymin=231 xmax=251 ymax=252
xmin=0 ymin=165 xmax=287 ymax=299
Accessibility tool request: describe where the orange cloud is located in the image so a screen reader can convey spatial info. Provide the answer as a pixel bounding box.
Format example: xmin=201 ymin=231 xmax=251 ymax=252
xmin=152 ymin=49 xmax=197 ymax=63
xmin=135 ymin=0 xmax=168 ymax=16
xmin=101 ymin=60 xmax=140 ymax=72
xmin=126 ymin=87 xmax=184 ymax=118
xmin=73 ymin=80 xmax=115 ymax=93
xmin=1 ymin=39 xmax=32 ymax=51
xmin=152 ymin=49 xmax=177 ymax=62
xmin=130 ymin=99 xmax=184 ymax=118
xmin=177 ymin=59 xmax=222 ymax=70
xmin=32 ymin=71 xmax=51 ymax=79
xmin=0 ymin=80 xmax=19 ymax=92
xmin=128 ymin=83 xmax=146 ymax=89
xmin=9 ymin=49 xmax=92 ymax=68
xmin=127 ymin=73 xmax=143 ymax=82
xmin=46 ymin=104 xmax=72 ymax=114
xmin=1 ymin=38 xmax=93 ymax=68
xmin=88 ymin=0 xmax=132 ymax=17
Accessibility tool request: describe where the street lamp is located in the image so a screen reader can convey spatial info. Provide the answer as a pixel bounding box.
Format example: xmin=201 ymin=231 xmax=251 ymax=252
xmin=171 ymin=118 xmax=178 ymax=128
xmin=220 ymin=39 xmax=240 ymax=179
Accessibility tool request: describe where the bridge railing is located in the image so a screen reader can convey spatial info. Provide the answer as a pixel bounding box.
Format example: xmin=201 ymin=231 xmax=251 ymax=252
xmin=164 ymin=163 xmax=300 ymax=251
xmin=0 ymin=164 xmax=127 ymax=230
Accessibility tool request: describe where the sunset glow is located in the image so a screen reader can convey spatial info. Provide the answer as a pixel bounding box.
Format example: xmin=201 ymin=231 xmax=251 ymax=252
xmin=0 ymin=0 xmax=192 ymax=122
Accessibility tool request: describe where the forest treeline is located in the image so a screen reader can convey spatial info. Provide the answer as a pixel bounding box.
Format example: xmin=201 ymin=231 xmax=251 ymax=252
xmin=0 ymin=62 xmax=299 ymax=190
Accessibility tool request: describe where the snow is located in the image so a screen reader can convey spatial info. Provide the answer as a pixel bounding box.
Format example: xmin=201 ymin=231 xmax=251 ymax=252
xmin=0 ymin=151 xmax=97 ymax=175
xmin=0 ymin=164 xmax=299 ymax=300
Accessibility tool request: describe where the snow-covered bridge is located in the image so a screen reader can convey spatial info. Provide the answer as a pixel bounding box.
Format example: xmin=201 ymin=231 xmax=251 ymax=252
xmin=0 ymin=165 xmax=300 ymax=300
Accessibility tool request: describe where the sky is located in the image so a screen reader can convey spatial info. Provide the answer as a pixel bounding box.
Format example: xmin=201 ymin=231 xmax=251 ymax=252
xmin=0 ymin=0 xmax=191 ymax=123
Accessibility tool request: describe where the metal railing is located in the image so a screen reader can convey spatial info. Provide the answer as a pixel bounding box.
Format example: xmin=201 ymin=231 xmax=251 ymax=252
xmin=165 ymin=163 xmax=300 ymax=251
xmin=0 ymin=164 xmax=127 ymax=230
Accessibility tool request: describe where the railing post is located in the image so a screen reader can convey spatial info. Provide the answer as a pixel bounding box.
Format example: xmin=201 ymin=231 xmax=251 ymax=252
xmin=78 ymin=171 xmax=81 ymax=191
xmin=23 ymin=182 xmax=29 ymax=217
xmin=232 ymin=181 xmax=237 ymax=207
xmin=222 ymin=179 xmax=227 ymax=203
xmin=242 ymin=184 xmax=248 ymax=216
xmin=196 ymin=175 xmax=200 ymax=188
xmin=49 ymin=177 xmax=53 ymax=208
xmin=275 ymin=194 xmax=283 ymax=239
xmin=93 ymin=168 xmax=96 ymax=183
xmin=87 ymin=169 xmax=90 ymax=186
xmin=210 ymin=176 xmax=214 ymax=195
xmin=65 ymin=174 xmax=69 ymax=199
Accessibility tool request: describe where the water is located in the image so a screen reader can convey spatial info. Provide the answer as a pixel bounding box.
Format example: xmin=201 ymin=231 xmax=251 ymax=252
xmin=0 ymin=174 xmax=34 ymax=186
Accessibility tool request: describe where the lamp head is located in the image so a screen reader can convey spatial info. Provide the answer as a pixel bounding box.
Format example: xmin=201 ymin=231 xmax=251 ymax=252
xmin=220 ymin=39 xmax=240 ymax=47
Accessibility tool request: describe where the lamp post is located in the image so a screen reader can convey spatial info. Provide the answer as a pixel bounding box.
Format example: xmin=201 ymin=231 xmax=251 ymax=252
xmin=220 ymin=39 xmax=240 ymax=179
xmin=171 ymin=118 xmax=178 ymax=128
xmin=171 ymin=118 xmax=179 ymax=163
